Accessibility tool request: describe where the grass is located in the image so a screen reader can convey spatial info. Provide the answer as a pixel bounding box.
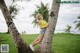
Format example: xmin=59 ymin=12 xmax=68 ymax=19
xmin=52 ymin=33 xmax=80 ymax=53
xmin=0 ymin=33 xmax=18 ymax=53
xmin=0 ymin=33 xmax=80 ymax=53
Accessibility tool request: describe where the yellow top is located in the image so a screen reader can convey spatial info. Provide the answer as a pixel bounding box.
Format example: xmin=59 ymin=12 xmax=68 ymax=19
xmin=39 ymin=20 xmax=48 ymax=28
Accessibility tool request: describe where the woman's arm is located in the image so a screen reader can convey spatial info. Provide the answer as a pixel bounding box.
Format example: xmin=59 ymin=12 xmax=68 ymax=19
xmin=46 ymin=23 xmax=49 ymax=28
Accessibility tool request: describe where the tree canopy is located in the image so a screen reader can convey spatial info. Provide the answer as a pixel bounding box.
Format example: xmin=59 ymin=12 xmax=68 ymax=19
xmin=31 ymin=2 xmax=49 ymax=26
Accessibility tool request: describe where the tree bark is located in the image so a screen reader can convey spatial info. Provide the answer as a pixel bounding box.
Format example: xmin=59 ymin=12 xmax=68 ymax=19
xmin=0 ymin=0 xmax=33 ymax=53
xmin=37 ymin=0 xmax=61 ymax=53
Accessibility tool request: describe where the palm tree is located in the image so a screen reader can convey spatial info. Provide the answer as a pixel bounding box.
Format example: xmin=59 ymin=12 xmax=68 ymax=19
xmin=0 ymin=0 xmax=33 ymax=53
xmin=9 ymin=5 xmax=19 ymax=18
xmin=74 ymin=16 xmax=80 ymax=30
xmin=7 ymin=4 xmax=19 ymax=33
xmin=31 ymin=2 xmax=49 ymax=26
xmin=65 ymin=25 xmax=71 ymax=33
xmin=36 ymin=0 xmax=61 ymax=53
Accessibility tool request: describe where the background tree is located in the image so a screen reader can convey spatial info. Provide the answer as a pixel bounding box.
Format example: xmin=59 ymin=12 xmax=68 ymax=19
xmin=64 ymin=25 xmax=71 ymax=33
xmin=74 ymin=16 xmax=80 ymax=30
xmin=31 ymin=2 xmax=49 ymax=26
xmin=36 ymin=0 xmax=61 ymax=53
xmin=9 ymin=5 xmax=19 ymax=18
xmin=0 ymin=0 xmax=33 ymax=53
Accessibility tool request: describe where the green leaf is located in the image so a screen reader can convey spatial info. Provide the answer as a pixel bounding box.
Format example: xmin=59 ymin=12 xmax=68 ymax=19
xmin=30 ymin=2 xmax=49 ymax=27
xmin=78 ymin=16 xmax=80 ymax=19
xmin=76 ymin=21 xmax=80 ymax=29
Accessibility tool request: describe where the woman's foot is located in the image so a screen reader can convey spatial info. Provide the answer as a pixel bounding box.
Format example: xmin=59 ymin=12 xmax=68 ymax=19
xmin=29 ymin=44 xmax=34 ymax=51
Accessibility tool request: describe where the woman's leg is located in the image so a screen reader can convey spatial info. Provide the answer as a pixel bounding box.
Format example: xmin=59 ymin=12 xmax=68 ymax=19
xmin=30 ymin=29 xmax=45 ymax=51
xmin=29 ymin=35 xmax=44 ymax=51
xmin=32 ymin=34 xmax=44 ymax=46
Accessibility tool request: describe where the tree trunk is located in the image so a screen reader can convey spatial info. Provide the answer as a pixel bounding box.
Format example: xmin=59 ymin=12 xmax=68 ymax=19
xmin=0 ymin=0 xmax=33 ymax=53
xmin=37 ymin=0 xmax=61 ymax=53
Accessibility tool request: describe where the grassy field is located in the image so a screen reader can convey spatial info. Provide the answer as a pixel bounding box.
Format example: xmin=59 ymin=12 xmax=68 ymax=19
xmin=0 ymin=33 xmax=80 ymax=53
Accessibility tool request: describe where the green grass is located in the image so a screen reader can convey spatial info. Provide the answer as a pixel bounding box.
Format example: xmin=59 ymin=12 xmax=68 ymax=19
xmin=52 ymin=33 xmax=80 ymax=53
xmin=0 ymin=33 xmax=80 ymax=53
xmin=0 ymin=33 xmax=18 ymax=53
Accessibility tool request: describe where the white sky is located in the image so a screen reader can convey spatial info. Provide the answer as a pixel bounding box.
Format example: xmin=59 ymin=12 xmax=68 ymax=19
xmin=0 ymin=0 xmax=80 ymax=34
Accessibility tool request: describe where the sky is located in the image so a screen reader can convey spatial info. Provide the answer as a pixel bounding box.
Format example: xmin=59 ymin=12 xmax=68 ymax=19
xmin=0 ymin=0 xmax=80 ymax=34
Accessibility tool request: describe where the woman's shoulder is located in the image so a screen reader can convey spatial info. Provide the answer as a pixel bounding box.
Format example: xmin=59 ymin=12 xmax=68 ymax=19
xmin=38 ymin=20 xmax=46 ymax=23
xmin=42 ymin=20 xmax=47 ymax=22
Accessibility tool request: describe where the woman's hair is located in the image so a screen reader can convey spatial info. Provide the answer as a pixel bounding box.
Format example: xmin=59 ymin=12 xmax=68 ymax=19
xmin=36 ymin=14 xmax=43 ymax=20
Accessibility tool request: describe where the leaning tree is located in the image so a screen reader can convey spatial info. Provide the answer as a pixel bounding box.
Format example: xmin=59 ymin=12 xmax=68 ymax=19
xmin=0 ymin=0 xmax=33 ymax=53
xmin=37 ymin=0 xmax=61 ymax=53
xmin=7 ymin=4 xmax=19 ymax=33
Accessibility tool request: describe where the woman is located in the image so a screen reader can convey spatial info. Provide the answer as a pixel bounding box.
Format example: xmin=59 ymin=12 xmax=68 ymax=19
xmin=29 ymin=14 xmax=48 ymax=51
